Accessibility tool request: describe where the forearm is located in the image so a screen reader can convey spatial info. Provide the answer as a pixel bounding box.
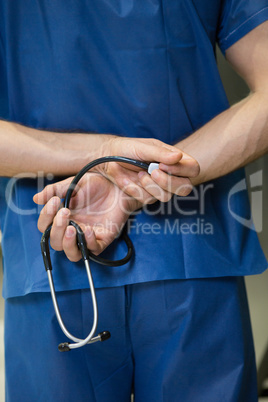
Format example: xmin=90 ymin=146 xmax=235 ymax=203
xmin=0 ymin=120 xmax=114 ymax=177
xmin=1 ymin=120 xmax=193 ymax=201
xmin=176 ymin=91 xmax=268 ymax=185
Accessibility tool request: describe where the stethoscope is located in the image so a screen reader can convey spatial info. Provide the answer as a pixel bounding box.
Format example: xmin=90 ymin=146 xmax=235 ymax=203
xmin=41 ymin=156 xmax=159 ymax=352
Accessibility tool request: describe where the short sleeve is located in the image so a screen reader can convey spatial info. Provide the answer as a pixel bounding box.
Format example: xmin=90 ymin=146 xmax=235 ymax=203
xmin=217 ymin=0 xmax=268 ymax=54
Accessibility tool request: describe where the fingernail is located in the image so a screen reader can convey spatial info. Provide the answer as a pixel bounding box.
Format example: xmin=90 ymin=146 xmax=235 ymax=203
xmin=61 ymin=208 xmax=70 ymax=216
xmin=160 ymin=163 xmax=169 ymax=170
xmin=66 ymin=227 xmax=75 ymax=238
xmin=52 ymin=197 xmax=59 ymax=205
xmin=151 ymin=169 xmax=159 ymax=179
xmin=138 ymin=171 xmax=146 ymax=180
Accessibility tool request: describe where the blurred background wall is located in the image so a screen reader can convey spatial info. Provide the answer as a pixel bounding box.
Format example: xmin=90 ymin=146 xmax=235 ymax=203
xmin=217 ymin=47 xmax=268 ymax=395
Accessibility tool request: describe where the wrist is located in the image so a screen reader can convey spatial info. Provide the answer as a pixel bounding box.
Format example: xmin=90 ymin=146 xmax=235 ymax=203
xmin=101 ymin=135 xmax=120 ymax=158
xmin=80 ymin=134 xmax=117 ymax=173
xmin=93 ymin=135 xmax=121 ymax=175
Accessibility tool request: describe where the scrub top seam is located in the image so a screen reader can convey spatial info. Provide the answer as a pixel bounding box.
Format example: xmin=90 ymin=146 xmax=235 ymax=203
xmin=219 ymin=6 xmax=268 ymax=52
xmin=159 ymin=0 xmax=171 ymax=145
xmin=222 ymin=6 xmax=268 ymax=43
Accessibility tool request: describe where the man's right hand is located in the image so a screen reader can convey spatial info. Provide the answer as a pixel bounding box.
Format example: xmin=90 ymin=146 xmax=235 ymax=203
xmin=99 ymin=136 xmax=200 ymax=203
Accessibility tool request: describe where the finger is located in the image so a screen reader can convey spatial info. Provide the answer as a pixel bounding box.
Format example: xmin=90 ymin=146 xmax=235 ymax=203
xmin=138 ymin=172 xmax=173 ymax=202
xmin=37 ymin=196 xmax=61 ymax=232
xmin=136 ymin=142 xmax=183 ymax=165
xmin=33 ymin=177 xmax=73 ymax=205
xmin=114 ymin=137 xmax=183 ymax=166
xmin=104 ymin=162 xmax=156 ymax=204
xmin=50 ymin=208 xmax=71 ymax=251
xmin=62 ymin=225 xmax=82 ymax=262
xmin=150 ymin=169 xmax=193 ymax=196
xmin=119 ymin=178 xmax=156 ymax=205
xmin=62 ymin=225 xmax=109 ymax=261
xmin=159 ymin=154 xmax=200 ymax=178
xmin=86 ymin=225 xmax=111 ymax=255
xmin=33 ymin=184 xmax=60 ymax=205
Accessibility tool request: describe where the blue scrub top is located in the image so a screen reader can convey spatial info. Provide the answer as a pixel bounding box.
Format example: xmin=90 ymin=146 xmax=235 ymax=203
xmin=0 ymin=0 xmax=267 ymax=298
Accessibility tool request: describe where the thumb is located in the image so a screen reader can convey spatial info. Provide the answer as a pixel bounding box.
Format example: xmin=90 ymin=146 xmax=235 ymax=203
xmin=33 ymin=181 xmax=67 ymax=205
xmin=114 ymin=137 xmax=183 ymax=165
xmin=33 ymin=176 xmax=75 ymax=205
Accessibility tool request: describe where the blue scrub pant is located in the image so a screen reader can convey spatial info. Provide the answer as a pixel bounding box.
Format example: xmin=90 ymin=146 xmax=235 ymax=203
xmin=4 ymin=278 xmax=257 ymax=401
